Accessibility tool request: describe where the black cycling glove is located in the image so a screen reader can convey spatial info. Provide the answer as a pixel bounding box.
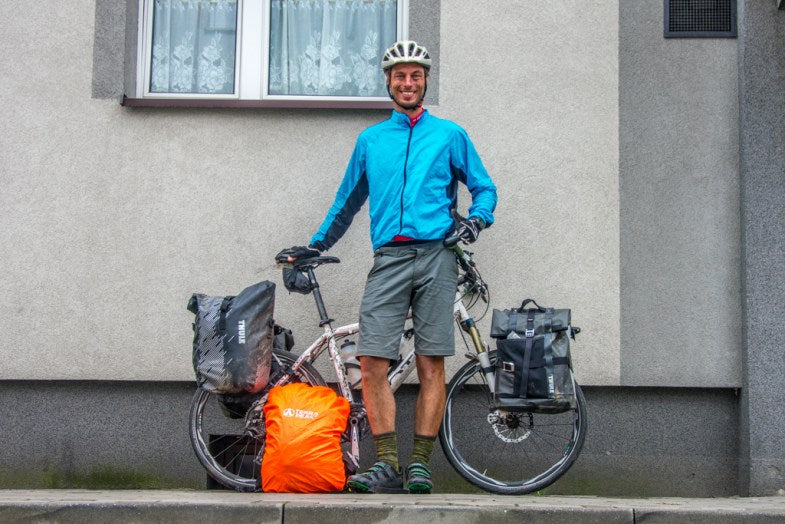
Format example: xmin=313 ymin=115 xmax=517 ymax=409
xmin=275 ymin=245 xmax=321 ymax=264
xmin=455 ymin=217 xmax=485 ymax=245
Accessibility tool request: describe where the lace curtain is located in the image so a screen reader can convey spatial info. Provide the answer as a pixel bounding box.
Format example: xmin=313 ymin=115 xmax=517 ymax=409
xmin=268 ymin=0 xmax=398 ymax=97
xmin=150 ymin=0 xmax=238 ymax=94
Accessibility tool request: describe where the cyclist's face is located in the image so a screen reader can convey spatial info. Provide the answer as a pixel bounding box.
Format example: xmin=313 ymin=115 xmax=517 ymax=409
xmin=386 ymin=63 xmax=427 ymax=112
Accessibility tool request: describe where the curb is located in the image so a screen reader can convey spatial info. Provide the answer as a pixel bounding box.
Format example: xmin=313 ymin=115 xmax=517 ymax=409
xmin=1 ymin=490 xmax=785 ymax=523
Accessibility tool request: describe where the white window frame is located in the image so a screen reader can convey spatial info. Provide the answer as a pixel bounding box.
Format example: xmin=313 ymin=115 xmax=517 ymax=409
xmin=136 ymin=0 xmax=408 ymax=104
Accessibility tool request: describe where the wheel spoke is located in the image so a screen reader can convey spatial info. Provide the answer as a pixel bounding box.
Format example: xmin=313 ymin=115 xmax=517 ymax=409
xmin=189 ymin=350 xmax=325 ymax=492
xmin=439 ymin=351 xmax=586 ymax=494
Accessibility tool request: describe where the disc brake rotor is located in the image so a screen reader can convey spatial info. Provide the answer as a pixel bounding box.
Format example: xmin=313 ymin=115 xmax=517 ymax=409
xmin=487 ymin=410 xmax=532 ymax=443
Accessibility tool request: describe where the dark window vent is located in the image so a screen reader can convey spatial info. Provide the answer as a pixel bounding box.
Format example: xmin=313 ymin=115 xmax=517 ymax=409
xmin=664 ymin=0 xmax=737 ymax=38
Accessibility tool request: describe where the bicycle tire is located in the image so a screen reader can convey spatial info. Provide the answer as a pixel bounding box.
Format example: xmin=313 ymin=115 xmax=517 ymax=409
xmin=439 ymin=351 xmax=587 ymax=495
xmin=189 ymin=349 xmax=325 ymax=492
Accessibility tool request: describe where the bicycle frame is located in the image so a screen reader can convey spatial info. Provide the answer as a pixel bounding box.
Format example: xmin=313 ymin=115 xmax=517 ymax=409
xmin=192 ymin=245 xmax=587 ymax=494
xmin=272 ymin=245 xmax=493 ymax=473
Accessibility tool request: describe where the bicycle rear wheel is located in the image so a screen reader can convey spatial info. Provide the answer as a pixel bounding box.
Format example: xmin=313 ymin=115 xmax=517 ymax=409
xmin=439 ymin=351 xmax=587 ymax=495
xmin=189 ymin=349 xmax=325 ymax=492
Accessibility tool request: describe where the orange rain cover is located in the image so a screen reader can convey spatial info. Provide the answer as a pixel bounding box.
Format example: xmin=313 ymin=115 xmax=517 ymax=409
xmin=261 ymin=382 xmax=350 ymax=493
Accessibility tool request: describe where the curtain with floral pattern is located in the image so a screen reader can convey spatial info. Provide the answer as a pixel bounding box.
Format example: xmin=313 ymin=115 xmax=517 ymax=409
xmin=150 ymin=0 xmax=238 ymax=94
xmin=268 ymin=0 xmax=398 ymax=97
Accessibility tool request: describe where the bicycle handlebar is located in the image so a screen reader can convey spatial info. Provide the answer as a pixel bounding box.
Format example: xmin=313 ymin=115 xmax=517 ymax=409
xmin=275 ymin=255 xmax=341 ymax=269
xmin=443 ymin=234 xmax=462 ymax=248
xmin=444 ymin=236 xmax=488 ymax=303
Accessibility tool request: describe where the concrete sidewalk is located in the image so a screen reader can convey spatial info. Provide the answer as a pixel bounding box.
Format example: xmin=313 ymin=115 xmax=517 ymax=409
xmin=1 ymin=490 xmax=785 ymax=523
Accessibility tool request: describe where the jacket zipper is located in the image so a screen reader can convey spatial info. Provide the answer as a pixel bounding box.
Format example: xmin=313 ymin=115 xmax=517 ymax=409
xmin=400 ymin=125 xmax=413 ymax=233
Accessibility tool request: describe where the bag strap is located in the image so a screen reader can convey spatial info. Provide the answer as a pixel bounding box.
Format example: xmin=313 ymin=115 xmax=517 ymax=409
xmin=542 ymin=307 xmax=553 ymax=332
xmin=517 ymin=298 xmax=546 ymax=313
xmin=507 ymin=310 xmax=518 ymax=334
xmin=543 ymin=311 xmax=555 ymax=398
xmin=513 ymin=309 xmax=537 ymax=399
xmin=217 ymin=296 xmax=233 ymax=334
xmin=528 ymin=356 xmax=570 ymax=368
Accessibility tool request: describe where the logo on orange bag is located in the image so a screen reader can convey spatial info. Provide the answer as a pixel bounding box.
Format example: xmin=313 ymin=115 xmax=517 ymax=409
xmin=282 ymin=407 xmax=319 ymax=419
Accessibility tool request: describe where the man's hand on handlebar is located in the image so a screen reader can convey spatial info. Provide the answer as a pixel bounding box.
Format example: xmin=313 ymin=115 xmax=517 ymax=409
xmin=455 ymin=217 xmax=484 ymax=245
xmin=275 ymin=245 xmax=321 ymax=264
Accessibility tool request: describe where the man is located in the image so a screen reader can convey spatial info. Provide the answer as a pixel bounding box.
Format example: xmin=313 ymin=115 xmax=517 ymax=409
xmin=283 ymin=40 xmax=496 ymax=493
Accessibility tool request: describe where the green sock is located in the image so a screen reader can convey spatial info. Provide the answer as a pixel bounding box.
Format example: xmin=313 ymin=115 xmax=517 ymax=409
xmin=410 ymin=434 xmax=436 ymax=466
xmin=373 ymin=432 xmax=399 ymax=471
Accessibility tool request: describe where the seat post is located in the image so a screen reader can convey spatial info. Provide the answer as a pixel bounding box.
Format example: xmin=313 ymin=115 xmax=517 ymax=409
xmin=307 ymin=266 xmax=333 ymax=326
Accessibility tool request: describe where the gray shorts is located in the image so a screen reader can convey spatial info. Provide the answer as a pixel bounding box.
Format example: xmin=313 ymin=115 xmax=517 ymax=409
xmin=357 ymin=240 xmax=459 ymax=360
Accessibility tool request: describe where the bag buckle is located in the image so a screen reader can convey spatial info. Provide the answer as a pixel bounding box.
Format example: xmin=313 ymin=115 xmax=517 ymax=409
xmin=502 ymin=361 xmax=515 ymax=372
xmin=525 ymin=328 xmax=535 ymax=338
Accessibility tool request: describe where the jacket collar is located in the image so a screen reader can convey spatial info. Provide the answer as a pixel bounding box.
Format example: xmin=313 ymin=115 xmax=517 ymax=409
xmin=390 ymin=108 xmax=429 ymax=128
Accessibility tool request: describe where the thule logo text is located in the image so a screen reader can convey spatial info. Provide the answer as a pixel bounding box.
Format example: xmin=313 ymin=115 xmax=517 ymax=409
xmin=238 ymin=320 xmax=246 ymax=344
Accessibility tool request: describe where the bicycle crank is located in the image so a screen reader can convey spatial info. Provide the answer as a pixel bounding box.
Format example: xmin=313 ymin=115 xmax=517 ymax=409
xmin=244 ymin=394 xmax=268 ymax=465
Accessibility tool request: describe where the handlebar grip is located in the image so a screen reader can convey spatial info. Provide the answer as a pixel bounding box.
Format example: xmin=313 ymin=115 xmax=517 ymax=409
xmin=443 ymin=235 xmax=461 ymax=248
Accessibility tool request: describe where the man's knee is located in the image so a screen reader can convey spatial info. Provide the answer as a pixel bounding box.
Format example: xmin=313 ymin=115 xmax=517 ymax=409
xmin=415 ymin=355 xmax=445 ymax=383
xmin=360 ymin=355 xmax=393 ymax=382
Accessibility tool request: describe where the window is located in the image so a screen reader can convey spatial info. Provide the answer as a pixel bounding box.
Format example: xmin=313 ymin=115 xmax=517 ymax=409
xmin=136 ymin=0 xmax=407 ymax=104
xmin=147 ymin=0 xmax=239 ymax=95
xmin=664 ymin=0 xmax=737 ymax=38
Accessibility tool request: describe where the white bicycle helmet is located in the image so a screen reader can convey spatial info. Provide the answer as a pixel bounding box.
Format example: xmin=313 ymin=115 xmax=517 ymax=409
xmin=381 ymin=40 xmax=432 ymax=72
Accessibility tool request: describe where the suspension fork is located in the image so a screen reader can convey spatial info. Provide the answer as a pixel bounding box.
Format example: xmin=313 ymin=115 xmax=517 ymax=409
xmin=454 ymin=292 xmax=496 ymax=393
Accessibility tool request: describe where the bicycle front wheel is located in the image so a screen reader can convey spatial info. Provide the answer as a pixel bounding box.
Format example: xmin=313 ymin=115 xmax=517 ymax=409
xmin=439 ymin=351 xmax=587 ymax=495
xmin=189 ymin=349 xmax=325 ymax=492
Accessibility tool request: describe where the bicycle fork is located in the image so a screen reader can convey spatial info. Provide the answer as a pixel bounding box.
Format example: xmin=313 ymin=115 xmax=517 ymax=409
xmin=454 ymin=292 xmax=496 ymax=393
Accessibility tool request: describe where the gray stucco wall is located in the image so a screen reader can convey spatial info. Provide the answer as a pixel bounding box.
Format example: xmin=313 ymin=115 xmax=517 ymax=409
xmin=737 ymin=0 xmax=785 ymax=496
xmin=2 ymin=0 xmax=621 ymax=385
xmin=92 ymin=0 xmax=125 ymax=99
xmin=1 ymin=0 xmax=772 ymax=497
xmin=619 ymin=0 xmax=741 ymax=387
xmin=0 ymin=381 xmax=739 ymax=497
xmin=440 ymin=1 xmax=621 ymax=386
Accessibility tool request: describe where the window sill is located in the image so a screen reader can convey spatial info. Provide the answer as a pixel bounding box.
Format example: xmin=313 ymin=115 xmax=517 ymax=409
xmin=121 ymin=95 xmax=394 ymax=110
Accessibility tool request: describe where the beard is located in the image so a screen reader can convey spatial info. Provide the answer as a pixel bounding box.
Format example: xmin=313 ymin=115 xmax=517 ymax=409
xmin=388 ymin=84 xmax=427 ymax=111
xmin=394 ymin=93 xmax=423 ymax=110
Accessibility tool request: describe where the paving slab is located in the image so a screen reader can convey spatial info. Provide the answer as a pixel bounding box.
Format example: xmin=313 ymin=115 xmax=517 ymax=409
xmin=0 ymin=490 xmax=784 ymax=523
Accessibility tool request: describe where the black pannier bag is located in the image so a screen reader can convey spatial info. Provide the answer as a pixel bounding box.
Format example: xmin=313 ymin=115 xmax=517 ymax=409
xmin=188 ymin=280 xmax=276 ymax=396
xmin=213 ymin=324 xmax=297 ymax=420
xmin=490 ymin=299 xmax=578 ymax=414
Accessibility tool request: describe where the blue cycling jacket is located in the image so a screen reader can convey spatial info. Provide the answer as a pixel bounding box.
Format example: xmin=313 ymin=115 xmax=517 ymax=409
xmin=311 ymin=110 xmax=497 ymax=252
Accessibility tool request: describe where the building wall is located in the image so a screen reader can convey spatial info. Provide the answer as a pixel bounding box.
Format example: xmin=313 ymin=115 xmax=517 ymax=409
xmin=1 ymin=0 xmax=621 ymax=386
xmin=2 ymin=0 xmax=772 ymax=496
xmin=737 ymin=0 xmax=785 ymax=496
xmin=619 ymin=0 xmax=741 ymax=387
xmin=443 ymin=1 xmax=623 ymax=386
xmin=0 ymin=381 xmax=740 ymax=497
